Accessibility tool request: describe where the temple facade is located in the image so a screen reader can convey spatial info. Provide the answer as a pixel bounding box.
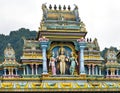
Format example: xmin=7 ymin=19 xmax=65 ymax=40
xmin=0 ymin=4 xmax=120 ymax=92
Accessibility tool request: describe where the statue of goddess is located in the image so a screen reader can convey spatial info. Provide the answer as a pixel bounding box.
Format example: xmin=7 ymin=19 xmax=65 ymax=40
xmin=69 ymin=52 xmax=78 ymax=75
xmin=49 ymin=52 xmax=56 ymax=75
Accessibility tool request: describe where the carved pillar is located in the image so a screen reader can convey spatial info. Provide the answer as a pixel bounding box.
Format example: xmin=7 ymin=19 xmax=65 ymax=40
xmin=99 ymin=67 xmax=101 ymax=75
xmin=26 ymin=65 xmax=29 ymax=75
xmin=39 ymin=37 xmax=49 ymax=75
xmin=11 ymin=68 xmax=13 ymax=75
xmin=77 ymin=38 xmax=86 ymax=75
xmin=36 ymin=64 xmax=38 ymax=75
xmin=23 ymin=66 xmax=26 ymax=75
xmin=110 ymin=69 xmax=113 ymax=75
xmin=96 ymin=65 xmax=98 ymax=75
xmin=112 ymin=69 xmax=115 ymax=75
xmin=117 ymin=69 xmax=119 ymax=75
xmin=92 ymin=64 xmax=95 ymax=75
xmin=110 ymin=69 xmax=112 ymax=75
xmin=8 ymin=68 xmax=10 ymax=75
xmin=88 ymin=65 xmax=91 ymax=75
xmin=4 ymin=68 xmax=6 ymax=75
xmin=31 ymin=64 xmax=34 ymax=75
xmin=107 ymin=69 xmax=109 ymax=75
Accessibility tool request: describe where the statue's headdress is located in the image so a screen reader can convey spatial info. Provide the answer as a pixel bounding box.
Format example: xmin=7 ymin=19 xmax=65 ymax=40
xmin=59 ymin=46 xmax=65 ymax=54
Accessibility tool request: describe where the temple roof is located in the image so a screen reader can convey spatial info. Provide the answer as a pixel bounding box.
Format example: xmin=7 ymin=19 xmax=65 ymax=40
xmin=38 ymin=4 xmax=87 ymax=40
xmin=103 ymin=47 xmax=120 ymax=68
xmin=4 ymin=43 xmax=15 ymax=59
xmin=1 ymin=60 xmax=20 ymax=67
xmin=42 ymin=4 xmax=80 ymax=22
xmin=40 ymin=4 xmax=84 ymax=31
xmin=21 ymin=38 xmax=42 ymax=61
xmin=85 ymin=38 xmax=100 ymax=51
xmin=1 ymin=43 xmax=21 ymax=67
xmin=23 ymin=38 xmax=40 ymax=50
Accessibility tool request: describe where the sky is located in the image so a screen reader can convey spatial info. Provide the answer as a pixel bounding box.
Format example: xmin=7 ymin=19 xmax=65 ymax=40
xmin=0 ymin=0 xmax=120 ymax=50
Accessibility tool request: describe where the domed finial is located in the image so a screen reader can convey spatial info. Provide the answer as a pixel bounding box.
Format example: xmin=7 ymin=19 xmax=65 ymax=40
xmin=54 ymin=4 xmax=57 ymax=10
xmin=90 ymin=38 xmax=92 ymax=42
xmin=8 ymin=43 xmax=11 ymax=47
xmin=63 ymin=5 xmax=66 ymax=10
xmin=49 ymin=4 xmax=52 ymax=9
xmin=87 ymin=38 xmax=89 ymax=42
xmin=74 ymin=4 xmax=78 ymax=10
xmin=68 ymin=5 xmax=71 ymax=10
xmin=59 ymin=5 xmax=61 ymax=10
xmin=7 ymin=43 xmax=12 ymax=49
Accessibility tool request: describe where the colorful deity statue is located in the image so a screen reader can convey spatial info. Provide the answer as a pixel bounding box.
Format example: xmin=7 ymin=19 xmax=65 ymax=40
xmin=49 ymin=52 xmax=56 ymax=75
xmin=69 ymin=52 xmax=78 ymax=75
xmin=56 ymin=46 xmax=69 ymax=75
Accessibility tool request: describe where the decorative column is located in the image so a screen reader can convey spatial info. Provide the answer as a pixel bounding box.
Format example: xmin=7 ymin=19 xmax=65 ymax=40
xmin=110 ymin=70 xmax=112 ymax=75
xmin=107 ymin=69 xmax=109 ymax=75
xmin=117 ymin=69 xmax=119 ymax=75
xmin=39 ymin=37 xmax=49 ymax=76
xmin=4 ymin=68 xmax=6 ymax=75
xmin=88 ymin=65 xmax=91 ymax=75
xmin=96 ymin=66 xmax=98 ymax=75
xmin=77 ymin=38 xmax=86 ymax=76
xmin=92 ymin=64 xmax=95 ymax=75
xmin=23 ymin=66 xmax=26 ymax=75
xmin=8 ymin=68 xmax=10 ymax=75
xmin=36 ymin=64 xmax=38 ymax=75
xmin=112 ymin=69 xmax=115 ymax=75
xmin=11 ymin=68 xmax=13 ymax=75
xmin=27 ymin=65 xmax=29 ymax=75
xmin=99 ymin=67 xmax=101 ymax=75
xmin=31 ymin=64 xmax=34 ymax=75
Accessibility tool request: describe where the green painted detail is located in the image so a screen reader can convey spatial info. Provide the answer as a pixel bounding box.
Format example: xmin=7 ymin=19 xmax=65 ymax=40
xmin=24 ymin=41 xmax=40 ymax=49
xmin=105 ymin=65 xmax=120 ymax=68
xmin=2 ymin=64 xmax=19 ymax=67
xmin=87 ymin=75 xmax=104 ymax=78
xmin=47 ymin=25 xmax=80 ymax=30
xmin=22 ymin=74 xmax=41 ymax=78
xmin=45 ymin=20 xmax=80 ymax=24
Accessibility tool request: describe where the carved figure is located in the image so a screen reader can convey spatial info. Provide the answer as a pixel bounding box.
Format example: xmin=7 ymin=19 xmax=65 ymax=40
xmin=42 ymin=3 xmax=48 ymax=20
xmin=73 ymin=4 xmax=80 ymax=22
xmin=69 ymin=52 xmax=78 ymax=75
xmin=56 ymin=46 xmax=68 ymax=75
xmin=49 ymin=52 xmax=56 ymax=75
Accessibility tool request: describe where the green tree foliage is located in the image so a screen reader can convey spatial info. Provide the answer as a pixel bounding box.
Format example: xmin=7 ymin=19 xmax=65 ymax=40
xmin=0 ymin=28 xmax=37 ymax=62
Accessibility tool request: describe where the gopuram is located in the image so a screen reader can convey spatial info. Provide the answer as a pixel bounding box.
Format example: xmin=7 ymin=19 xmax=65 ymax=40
xmin=0 ymin=4 xmax=120 ymax=92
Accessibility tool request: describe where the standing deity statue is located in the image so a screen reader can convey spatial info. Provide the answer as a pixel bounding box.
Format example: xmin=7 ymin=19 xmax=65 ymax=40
xmin=69 ymin=52 xmax=78 ymax=75
xmin=56 ymin=46 xmax=68 ymax=75
xmin=49 ymin=52 xmax=56 ymax=75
